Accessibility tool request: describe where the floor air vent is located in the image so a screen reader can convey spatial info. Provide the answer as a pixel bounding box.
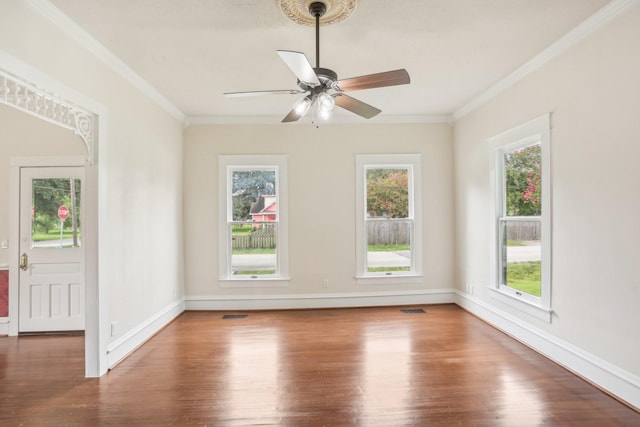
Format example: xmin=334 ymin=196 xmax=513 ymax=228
xmin=222 ymin=314 xmax=248 ymax=319
xmin=401 ymin=308 xmax=426 ymax=314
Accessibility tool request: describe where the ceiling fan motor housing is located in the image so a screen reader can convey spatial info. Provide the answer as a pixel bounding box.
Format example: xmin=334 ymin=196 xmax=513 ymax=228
xmin=309 ymin=2 xmax=328 ymax=18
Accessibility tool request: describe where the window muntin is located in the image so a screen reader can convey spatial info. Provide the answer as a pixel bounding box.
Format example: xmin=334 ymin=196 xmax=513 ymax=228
xmin=219 ymin=156 xmax=289 ymax=285
xmin=356 ymin=154 xmax=421 ymax=280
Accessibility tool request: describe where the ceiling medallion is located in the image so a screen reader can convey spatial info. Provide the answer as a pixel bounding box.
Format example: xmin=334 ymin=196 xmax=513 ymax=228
xmin=279 ymin=0 xmax=358 ymax=26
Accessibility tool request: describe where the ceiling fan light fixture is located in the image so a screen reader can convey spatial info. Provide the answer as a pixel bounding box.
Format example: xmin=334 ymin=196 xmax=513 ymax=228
xmin=294 ymin=96 xmax=313 ymax=115
xmin=316 ymin=105 xmax=332 ymax=121
xmin=317 ymin=92 xmax=335 ymax=112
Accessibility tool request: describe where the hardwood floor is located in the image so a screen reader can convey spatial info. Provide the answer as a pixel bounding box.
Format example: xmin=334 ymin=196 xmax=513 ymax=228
xmin=0 ymin=305 xmax=638 ymax=426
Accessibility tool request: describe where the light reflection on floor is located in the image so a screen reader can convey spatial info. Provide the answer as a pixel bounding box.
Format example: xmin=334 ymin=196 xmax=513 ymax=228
xmin=360 ymin=324 xmax=411 ymax=424
xmin=221 ymin=327 xmax=281 ymax=424
xmin=498 ymin=366 xmax=546 ymax=425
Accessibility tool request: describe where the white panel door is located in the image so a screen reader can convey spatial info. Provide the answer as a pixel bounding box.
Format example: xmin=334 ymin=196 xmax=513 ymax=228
xmin=19 ymin=167 xmax=85 ymax=332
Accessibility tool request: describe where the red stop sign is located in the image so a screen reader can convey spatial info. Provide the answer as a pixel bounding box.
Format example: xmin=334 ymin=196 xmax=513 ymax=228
xmin=58 ymin=205 xmax=69 ymax=221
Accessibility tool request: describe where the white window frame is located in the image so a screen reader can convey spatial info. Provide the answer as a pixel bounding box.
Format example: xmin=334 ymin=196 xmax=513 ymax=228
xmin=218 ymin=155 xmax=289 ymax=287
xmin=355 ymin=154 xmax=423 ymax=285
xmin=489 ymin=114 xmax=552 ymax=321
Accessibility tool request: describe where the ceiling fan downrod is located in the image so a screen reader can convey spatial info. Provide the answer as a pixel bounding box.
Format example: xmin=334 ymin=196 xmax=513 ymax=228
xmin=309 ymin=2 xmax=327 ymax=69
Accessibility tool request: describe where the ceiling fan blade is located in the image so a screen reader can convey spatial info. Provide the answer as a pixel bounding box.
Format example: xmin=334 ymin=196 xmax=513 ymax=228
xmin=277 ymin=50 xmax=320 ymax=87
xmin=224 ymin=89 xmax=304 ymax=98
xmin=282 ymin=97 xmax=312 ymax=123
xmin=334 ymin=93 xmax=381 ymax=119
xmin=334 ymin=69 xmax=410 ymax=92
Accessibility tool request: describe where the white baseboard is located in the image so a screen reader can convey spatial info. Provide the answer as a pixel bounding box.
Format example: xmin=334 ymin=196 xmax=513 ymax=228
xmin=105 ymin=289 xmax=639 ymax=411
xmin=185 ymin=288 xmax=456 ymax=311
xmin=0 ymin=318 xmax=8 ymax=336
xmin=455 ymin=291 xmax=640 ymax=411
xmin=106 ymin=299 xmax=185 ymax=369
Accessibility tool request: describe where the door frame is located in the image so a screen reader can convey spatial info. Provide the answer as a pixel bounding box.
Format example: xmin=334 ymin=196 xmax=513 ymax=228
xmin=2 ymin=50 xmax=107 ymax=377
xmin=9 ymin=158 xmax=99 ymax=355
xmin=16 ymin=164 xmax=86 ymax=333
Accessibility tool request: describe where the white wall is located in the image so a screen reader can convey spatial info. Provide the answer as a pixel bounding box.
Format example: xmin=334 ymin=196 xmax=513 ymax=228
xmin=0 ymin=1 xmax=184 ymax=366
xmin=184 ymin=123 xmax=454 ymax=306
xmin=453 ymin=5 xmax=640 ymax=379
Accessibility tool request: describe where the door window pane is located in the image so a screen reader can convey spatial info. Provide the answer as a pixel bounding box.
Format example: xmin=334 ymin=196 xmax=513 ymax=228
xmin=31 ymin=178 xmax=81 ymax=249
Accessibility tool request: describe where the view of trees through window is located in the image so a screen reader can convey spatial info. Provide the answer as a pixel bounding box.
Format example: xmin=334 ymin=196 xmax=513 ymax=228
xmin=502 ymin=143 xmax=542 ymax=296
xmin=230 ymin=169 xmax=277 ymax=276
xmin=365 ymin=168 xmax=412 ymax=273
xmin=31 ymin=178 xmax=81 ymax=248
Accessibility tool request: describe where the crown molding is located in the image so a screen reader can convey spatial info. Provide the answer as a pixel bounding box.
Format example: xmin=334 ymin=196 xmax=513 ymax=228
xmin=184 ymin=114 xmax=452 ymax=127
xmin=24 ymin=0 xmax=186 ymax=123
xmin=453 ymin=0 xmax=640 ymax=121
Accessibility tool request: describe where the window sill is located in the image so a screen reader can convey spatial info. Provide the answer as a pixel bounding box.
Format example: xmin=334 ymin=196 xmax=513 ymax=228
xmin=488 ymin=286 xmax=552 ymax=322
xmin=356 ymin=274 xmax=423 ymax=286
xmin=219 ymin=277 xmax=290 ymax=288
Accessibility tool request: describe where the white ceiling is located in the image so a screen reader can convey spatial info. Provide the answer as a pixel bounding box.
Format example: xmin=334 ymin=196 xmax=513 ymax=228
xmin=49 ymin=0 xmax=610 ymax=123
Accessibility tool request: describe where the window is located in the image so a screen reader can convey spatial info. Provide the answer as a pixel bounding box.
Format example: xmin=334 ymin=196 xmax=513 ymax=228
xmin=31 ymin=178 xmax=82 ymax=249
xmin=355 ymin=154 xmax=422 ymax=283
xmin=218 ymin=156 xmax=289 ymax=286
xmin=489 ymin=114 xmax=551 ymax=321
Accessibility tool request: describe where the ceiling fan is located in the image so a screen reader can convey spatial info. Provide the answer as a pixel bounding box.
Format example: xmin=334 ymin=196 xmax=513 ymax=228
xmin=224 ymin=1 xmax=410 ymax=123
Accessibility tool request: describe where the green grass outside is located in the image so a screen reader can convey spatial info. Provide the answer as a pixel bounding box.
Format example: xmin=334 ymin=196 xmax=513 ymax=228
xmin=32 ymin=231 xmax=81 ymax=242
xmin=507 ymin=261 xmax=541 ymax=297
xmin=368 ymin=266 xmax=410 ymax=273
xmin=231 ymin=224 xmax=254 ymax=236
xmin=506 ymin=240 xmax=526 ymax=247
xmin=232 ymin=248 xmax=276 ymax=255
xmin=234 ymin=270 xmax=276 ymax=275
xmin=368 ymin=244 xmax=410 ymax=252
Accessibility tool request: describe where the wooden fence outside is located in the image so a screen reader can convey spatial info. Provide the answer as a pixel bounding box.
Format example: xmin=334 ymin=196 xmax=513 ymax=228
xmin=506 ymin=221 xmax=541 ymax=241
xmin=367 ymin=220 xmax=411 ymax=245
xmin=232 ymin=233 xmax=276 ymax=249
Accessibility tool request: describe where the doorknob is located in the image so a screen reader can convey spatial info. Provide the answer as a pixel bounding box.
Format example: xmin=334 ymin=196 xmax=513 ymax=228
xmin=19 ymin=253 xmax=28 ymax=271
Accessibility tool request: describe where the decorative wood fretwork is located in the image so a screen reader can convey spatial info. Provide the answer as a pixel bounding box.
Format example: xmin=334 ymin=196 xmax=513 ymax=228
xmin=0 ymin=68 xmax=96 ymax=164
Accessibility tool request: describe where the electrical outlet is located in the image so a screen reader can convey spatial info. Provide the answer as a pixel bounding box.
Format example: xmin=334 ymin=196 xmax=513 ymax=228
xmin=110 ymin=321 xmax=118 ymax=337
xmin=322 ymin=279 xmax=329 ymax=288
xmin=1 ymin=239 xmax=7 ymax=249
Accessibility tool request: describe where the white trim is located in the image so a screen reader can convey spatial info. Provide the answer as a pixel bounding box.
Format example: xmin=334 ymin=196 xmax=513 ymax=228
xmin=185 ymin=288 xmax=456 ymax=311
xmin=453 ymin=0 xmax=640 ymax=120
xmin=355 ymin=154 xmax=423 ymax=278
xmin=24 ymin=0 xmax=185 ymax=123
xmin=488 ymin=114 xmax=552 ymax=315
xmin=218 ymin=155 xmax=290 ymax=283
xmin=456 ymin=291 xmax=640 ymax=411
xmin=8 ymin=158 xmax=89 ymax=337
xmin=106 ymin=300 xmax=185 ymax=369
xmin=0 ymin=321 xmax=8 ymax=336
xmin=1 ymin=49 xmax=107 ymax=377
xmin=185 ymin=114 xmax=452 ymax=127
xmin=488 ymin=286 xmax=552 ymax=322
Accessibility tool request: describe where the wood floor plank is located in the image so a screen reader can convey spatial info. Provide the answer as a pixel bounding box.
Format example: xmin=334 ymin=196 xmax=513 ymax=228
xmin=0 ymin=305 xmax=638 ymax=425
